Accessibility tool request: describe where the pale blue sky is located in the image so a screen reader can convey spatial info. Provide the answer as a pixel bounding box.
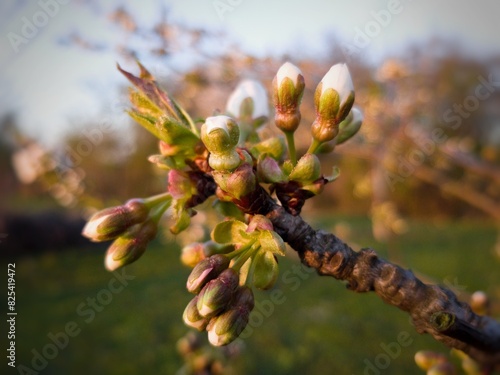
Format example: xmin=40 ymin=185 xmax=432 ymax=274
xmin=1 ymin=0 xmax=499 ymax=146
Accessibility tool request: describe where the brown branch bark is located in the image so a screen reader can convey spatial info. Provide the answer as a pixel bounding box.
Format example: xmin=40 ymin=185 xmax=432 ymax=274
xmin=188 ymin=169 xmax=500 ymax=368
xmin=235 ymin=185 xmax=500 ymax=368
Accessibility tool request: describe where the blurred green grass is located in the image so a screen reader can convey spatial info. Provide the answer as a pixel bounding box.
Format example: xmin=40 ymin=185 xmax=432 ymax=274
xmin=5 ymin=215 xmax=499 ymax=375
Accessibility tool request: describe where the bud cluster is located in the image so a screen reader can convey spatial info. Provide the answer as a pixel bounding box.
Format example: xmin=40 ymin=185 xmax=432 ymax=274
xmin=183 ymin=215 xmax=286 ymax=346
xmin=82 ymin=194 xmax=172 ymax=271
xmin=183 ymin=254 xmax=255 ymax=346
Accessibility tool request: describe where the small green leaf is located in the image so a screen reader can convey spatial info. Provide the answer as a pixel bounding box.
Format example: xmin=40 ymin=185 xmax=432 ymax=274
xmin=212 ymin=220 xmax=250 ymax=244
xmin=258 ymin=231 xmax=286 ymax=256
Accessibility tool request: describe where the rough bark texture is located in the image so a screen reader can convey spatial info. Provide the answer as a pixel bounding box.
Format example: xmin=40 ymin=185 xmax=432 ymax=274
xmin=242 ymin=186 xmax=500 ymax=368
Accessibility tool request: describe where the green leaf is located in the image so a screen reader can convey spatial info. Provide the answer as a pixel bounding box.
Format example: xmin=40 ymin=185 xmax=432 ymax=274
xmin=258 ymin=231 xmax=286 ymax=256
xmin=212 ymin=220 xmax=250 ymax=244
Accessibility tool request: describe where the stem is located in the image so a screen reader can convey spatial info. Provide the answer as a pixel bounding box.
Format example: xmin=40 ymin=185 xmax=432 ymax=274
xmin=150 ymin=200 xmax=171 ymax=224
xmin=285 ymin=131 xmax=297 ymax=165
xmin=144 ymin=192 xmax=172 ymax=209
xmin=307 ymin=138 xmax=323 ymax=154
xmin=231 ymin=242 xmax=259 ymax=272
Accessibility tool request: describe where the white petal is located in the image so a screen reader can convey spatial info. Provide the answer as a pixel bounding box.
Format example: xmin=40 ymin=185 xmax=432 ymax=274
xmin=351 ymin=107 xmax=363 ymax=123
xmin=105 ymin=253 xmax=122 ymax=271
xmin=321 ymin=63 xmax=354 ymax=103
xmin=276 ymin=62 xmax=302 ymax=87
xmin=82 ymin=215 xmax=108 ymax=239
xmin=205 ymin=115 xmax=233 ymax=135
xmin=226 ymin=79 xmax=269 ymax=118
xmin=208 ymin=327 xmax=224 ymax=346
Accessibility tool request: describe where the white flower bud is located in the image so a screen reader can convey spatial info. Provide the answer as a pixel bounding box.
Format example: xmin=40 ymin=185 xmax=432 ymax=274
xmin=276 ymin=62 xmax=302 ymax=87
xmin=226 ymin=79 xmax=269 ymax=119
xmin=320 ymin=63 xmax=354 ymax=106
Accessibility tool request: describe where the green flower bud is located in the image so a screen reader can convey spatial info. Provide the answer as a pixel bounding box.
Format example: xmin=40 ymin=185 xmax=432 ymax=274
xmin=250 ymin=137 xmax=286 ymax=160
xmin=104 ymin=219 xmax=157 ymax=271
xmin=252 ymin=251 xmax=279 ymax=290
xmin=272 ymin=62 xmax=305 ymax=133
xmin=335 ymin=107 xmax=363 ymax=145
xmin=201 ymin=116 xmax=241 ymax=171
xmin=180 ymin=242 xmax=207 ymax=268
xmin=311 ymin=63 xmax=355 ymax=144
xmin=186 ymin=254 xmax=230 ymax=294
xmin=246 ymin=215 xmax=274 ymax=233
xmin=183 ymin=296 xmax=209 ymax=331
xmin=207 ymin=306 xmax=250 ymax=347
xmin=257 ymin=155 xmax=287 ymax=184
xmin=414 ymin=351 xmax=448 ymax=371
xmin=288 ymin=153 xmax=321 ymax=183
xmin=197 ymin=268 xmax=239 ymax=318
xmin=224 ymin=163 xmax=256 ymax=199
xmin=82 ymin=199 xmax=149 ymax=242
xmin=233 ymin=286 xmax=255 ymax=310
xmin=461 ymin=356 xmax=481 ymax=375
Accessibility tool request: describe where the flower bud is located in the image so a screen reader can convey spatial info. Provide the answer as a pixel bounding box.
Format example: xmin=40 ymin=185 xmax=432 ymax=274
xmin=183 ymin=296 xmax=209 ymax=331
xmin=335 ymin=107 xmax=363 ymax=145
xmin=207 ymin=306 xmax=250 ymax=346
xmin=226 ymin=79 xmax=269 ymax=122
xmin=288 ymin=153 xmax=321 ymax=183
xmin=272 ymin=62 xmax=305 ymax=133
xmin=257 ymin=155 xmax=287 ymax=184
xmin=104 ymin=219 xmax=157 ymax=271
xmin=252 ymin=251 xmax=279 ymax=290
xmin=246 ymin=215 xmax=274 ymax=233
xmin=250 ymin=137 xmax=286 ymax=160
xmin=197 ymin=268 xmax=239 ymax=317
xmin=186 ymin=254 xmax=230 ymax=294
xmin=224 ymin=163 xmax=256 ymax=199
xmin=167 ymin=170 xmax=196 ymax=199
xmin=233 ymin=286 xmax=255 ymax=310
xmin=311 ymin=63 xmax=355 ymax=144
xmin=201 ymin=116 xmax=241 ymax=171
xmin=414 ymin=351 xmax=448 ymax=371
xmin=180 ymin=242 xmax=207 ymax=268
xmin=82 ymin=199 xmax=149 ymax=242
xmin=470 ymin=290 xmax=490 ymax=315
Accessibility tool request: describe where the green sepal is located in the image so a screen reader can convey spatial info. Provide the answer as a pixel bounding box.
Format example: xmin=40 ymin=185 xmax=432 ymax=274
xmin=252 ymin=250 xmax=279 ymax=290
xmin=212 ymin=220 xmax=251 ymax=244
xmin=288 ymin=153 xmax=321 ymax=183
xmin=258 ymin=230 xmax=286 ymax=256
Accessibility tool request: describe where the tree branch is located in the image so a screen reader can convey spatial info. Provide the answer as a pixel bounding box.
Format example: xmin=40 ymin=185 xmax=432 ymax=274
xmin=241 ymin=186 xmax=500 ymax=368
